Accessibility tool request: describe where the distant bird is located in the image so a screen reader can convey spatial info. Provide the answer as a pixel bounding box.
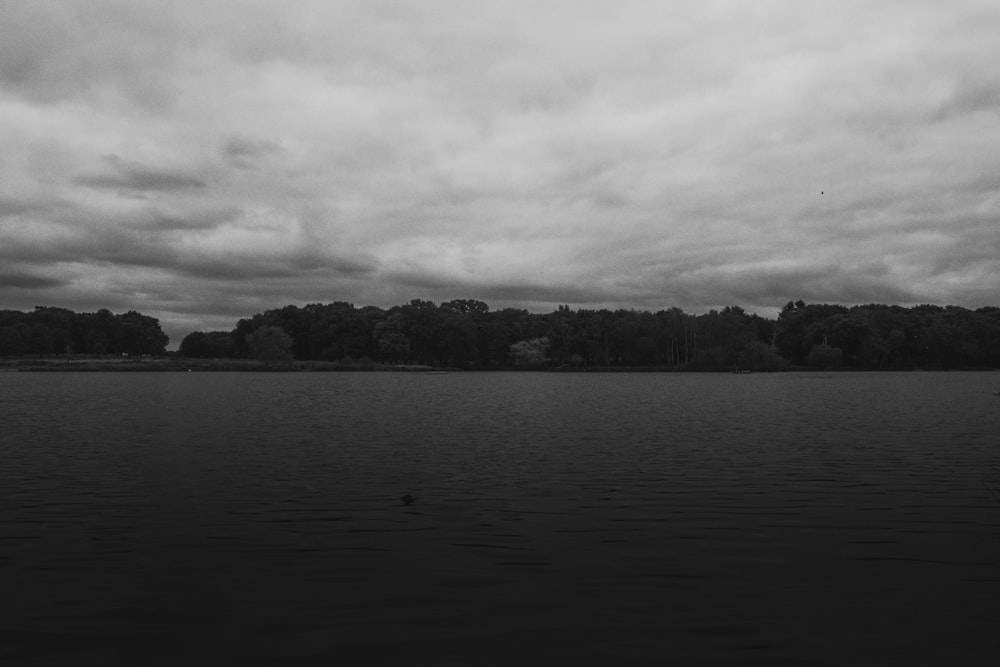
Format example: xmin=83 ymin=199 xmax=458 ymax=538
xmin=400 ymin=494 xmax=416 ymax=506
xmin=821 ymin=191 xmax=824 ymax=195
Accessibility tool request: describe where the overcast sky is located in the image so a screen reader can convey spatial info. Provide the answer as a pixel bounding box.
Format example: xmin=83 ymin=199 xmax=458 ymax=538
xmin=2 ymin=1 xmax=998 ymax=346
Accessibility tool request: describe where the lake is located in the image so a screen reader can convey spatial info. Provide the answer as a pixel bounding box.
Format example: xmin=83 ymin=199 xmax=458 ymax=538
xmin=1 ymin=371 xmax=998 ymax=665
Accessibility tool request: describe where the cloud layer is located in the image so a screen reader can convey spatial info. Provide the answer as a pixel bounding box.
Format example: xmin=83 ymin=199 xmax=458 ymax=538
xmin=2 ymin=0 xmax=998 ymax=345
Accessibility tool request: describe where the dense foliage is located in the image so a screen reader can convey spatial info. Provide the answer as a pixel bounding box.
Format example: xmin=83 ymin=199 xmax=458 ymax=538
xmin=179 ymin=299 xmax=1000 ymax=370
xmin=0 ymin=307 xmax=169 ymax=357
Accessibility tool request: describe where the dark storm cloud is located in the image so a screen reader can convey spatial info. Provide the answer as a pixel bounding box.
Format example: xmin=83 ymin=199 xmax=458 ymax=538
xmin=140 ymin=207 xmax=242 ymax=232
xmin=173 ymin=251 xmax=379 ymax=282
xmin=475 ymin=283 xmax=627 ymax=307
xmin=76 ymin=155 xmax=206 ymax=193
xmin=0 ymin=271 xmax=68 ymax=290
xmin=0 ymin=214 xmax=176 ymax=270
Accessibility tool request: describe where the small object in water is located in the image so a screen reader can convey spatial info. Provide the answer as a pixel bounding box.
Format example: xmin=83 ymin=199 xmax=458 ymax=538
xmin=400 ymin=494 xmax=415 ymax=506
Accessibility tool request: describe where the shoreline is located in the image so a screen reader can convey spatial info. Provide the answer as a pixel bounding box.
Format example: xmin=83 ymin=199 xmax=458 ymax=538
xmin=3 ymin=357 xmax=997 ymax=373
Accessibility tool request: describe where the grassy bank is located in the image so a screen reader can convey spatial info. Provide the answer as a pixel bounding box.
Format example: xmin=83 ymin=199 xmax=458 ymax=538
xmin=2 ymin=356 xmax=440 ymax=372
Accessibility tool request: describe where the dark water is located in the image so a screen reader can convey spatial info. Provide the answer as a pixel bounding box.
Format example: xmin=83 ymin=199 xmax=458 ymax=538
xmin=1 ymin=371 xmax=998 ymax=665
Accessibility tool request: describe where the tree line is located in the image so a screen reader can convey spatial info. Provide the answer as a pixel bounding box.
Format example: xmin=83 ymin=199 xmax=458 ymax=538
xmin=0 ymin=306 xmax=169 ymax=357
xmin=4 ymin=300 xmax=997 ymax=370
xmin=178 ymin=299 xmax=1000 ymax=370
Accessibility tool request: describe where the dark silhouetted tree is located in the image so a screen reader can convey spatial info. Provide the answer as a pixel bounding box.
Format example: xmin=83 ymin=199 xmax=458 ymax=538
xmin=737 ymin=341 xmax=789 ymax=371
xmin=246 ymin=326 xmax=294 ymax=367
xmin=180 ymin=331 xmax=236 ymax=358
xmin=807 ymin=342 xmax=843 ymax=369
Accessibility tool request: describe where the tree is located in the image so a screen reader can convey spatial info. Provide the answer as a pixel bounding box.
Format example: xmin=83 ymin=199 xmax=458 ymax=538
xmin=391 ymin=299 xmax=443 ymax=364
xmin=807 ymin=342 xmax=843 ymax=369
xmin=171 ymin=299 xmax=1000 ymax=371
xmin=180 ymin=331 xmax=236 ymax=358
xmin=245 ymin=326 xmax=294 ymax=367
xmin=118 ymin=310 xmax=169 ymax=356
xmin=737 ymin=341 xmax=789 ymax=371
xmin=377 ymin=331 xmax=411 ymax=363
xmin=0 ymin=326 xmax=23 ymax=356
xmin=509 ymin=337 xmax=550 ymax=367
xmin=776 ymin=301 xmax=849 ymax=364
xmin=440 ymin=299 xmax=489 ymax=317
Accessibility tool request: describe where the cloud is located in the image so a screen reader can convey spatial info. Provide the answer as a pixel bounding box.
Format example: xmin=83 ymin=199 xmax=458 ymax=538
xmin=76 ymin=155 xmax=206 ymax=192
xmin=173 ymin=251 xmax=379 ymax=282
xmin=220 ymin=135 xmax=285 ymax=171
xmin=0 ymin=196 xmax=40 ymax=218
xmin=1 ymin=1 xmax=999 ymax=346
xmin=0 ymin=271 xmax=68 ymax=290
